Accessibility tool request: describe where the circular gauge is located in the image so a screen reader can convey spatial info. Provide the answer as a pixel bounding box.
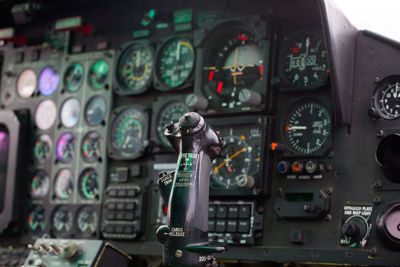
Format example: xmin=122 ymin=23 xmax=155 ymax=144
xmin=89 ymin=60 xmax=109 ymax=90
xmin=54 ymin=169 xmax=74 ymax=199
xmin=81 ymin=131 xmax=103 ymax=162
xmin=28 ymin=206 xmax=46 ymax=233
xmin=77 ymin=207 xmax=98 ymax=234
xmin=110 ymin=107 xmax=148 ymax=158
xmin=56 ymin=133 xmax=77 ymax=163
xmin=30 ymin=170 xmax=50 ymax=198
xmin=283 ymin=100 xmax=332 ymax=155
xmin=85 ymin=96 xmax=107 ymax=126
xmin=280 ymin=30 xmax=329 ymax=90
xmin=116 ymin=43 xmax=153 ymax=94
xmin=39 ymin=66 xmax=60 ymax=96
xmin=156 ymin=101 xmax=189 ymax=149
xmin=17 ymin=68 xmax=37 ymax=98
xmin=52 ymin=206 xmax=73 ymax=233
xmin=34 ymin=134 xmax=52 ymax=163
xmin=35 ymin=100 xmax=57 ymax=130
xmin=202 ymin=27 xmax=264 ymax=108
xmin=155 ymin=38 xmax=195 ymax=89
xmin=60 ymin=98 xmax=80 ymax=128
xmin=372 ymin=76 xmax=400 ymax=120
xmin=79 ymin=168 xmax=99 ymax=200
xmin=64 ymin=63 xmax=84 ymax=92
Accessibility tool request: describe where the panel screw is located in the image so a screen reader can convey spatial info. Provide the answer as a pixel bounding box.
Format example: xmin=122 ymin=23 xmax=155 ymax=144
xmin=377 ymin=130 xmax=384 ymax=138
xmin=368 ymin=247 xmax=377 ymax=256
xmin=373 ymin=197 xmax=381 ymax=204
xmin=373 ymin=180 xmax=382 ymax=189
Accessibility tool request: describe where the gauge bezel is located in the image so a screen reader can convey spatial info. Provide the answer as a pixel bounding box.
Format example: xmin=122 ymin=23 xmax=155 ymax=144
xmin=153 ymin=36 xmax=195 ymax=91
xmin=63 ymin=62 xmax=84 ymax=93
xmin=38 ymin=66 xmax=60 ymax=96
xmin=84 ymin=95 xmax=107 ymax=126
xmin=195 ymin=17 xmax=269 ymax=113
xmin=51 ymin=205 xmax=73 ymax=236
xmin=33 ymin=134 xmax=52 ymax=163
xmin=76 ymin=206 xmax=98 ymax=236
xmin=115 ymin=41 xmax=154 ymax=95
xmin=281 ymin=98 xmax=333 ymax=157
xmin=78 ymin=168 xmax=100 ymax=200
xmin=88 ymin=59 xmax=110 ymax=90
xmin=55 ymin=132 xmax=77 ymax=163
xmin=27 ymin=205 xmax=46 ymax=233
xmin=60 ymin=97 xmax=81 ymax=128
xmin=16 ymin=68 xmax=37 ymax=98
xmin=108 ymin=105 xmax=149 ymax=160
xmin=35 ymin=99 xmax=57 ymax=131
xmin=371 ymin=75 xmax=400 ymax=120
xmin=53 ymin=168 xmax=74 ymax=200
xmin=81 ymin=131 xmax=103 ymax=163
xmin=30 ymin=169 xmax=50 ymax=198
xmin=278 ymin=29 xmax=330 ymax=91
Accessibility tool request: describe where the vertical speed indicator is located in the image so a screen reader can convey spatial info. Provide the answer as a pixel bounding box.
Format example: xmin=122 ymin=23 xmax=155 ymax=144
xmin=283 ymin=100 xmax=331 ymax=155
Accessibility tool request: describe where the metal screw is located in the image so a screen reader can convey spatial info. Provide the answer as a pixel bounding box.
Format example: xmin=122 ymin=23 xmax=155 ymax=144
xmin=373 ymin=197 xmax=381 ymax=204
xmin=374 ymin=77 xmax=380 ymax=83
xmin=373 ymin=180 xmax=382 ymax=189
xmin=325 ymin=214 xmax=332 ymax=221
xmin=377 ymin=130 xmax=384 ymax=138
xmin=368 ymin=247 xmax=377 ymax=256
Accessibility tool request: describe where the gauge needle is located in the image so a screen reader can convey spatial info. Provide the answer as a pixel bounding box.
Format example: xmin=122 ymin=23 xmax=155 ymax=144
xmin=136 ymin=51 xmax=141 ymax=68
xmin=287 ymin=125 xmax=307 ymax=130
xmin=233 ymin=47 xmax=239 ymax=85
xmin=123 ymin=135 xmax=131 ymax=149
xmin=213 ymin=146 xmax=247 ymax=173
xmin=176 ymin=41 xmax=181 ymax=61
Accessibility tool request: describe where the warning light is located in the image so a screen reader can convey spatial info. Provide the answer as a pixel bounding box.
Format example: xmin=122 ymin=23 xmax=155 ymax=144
xmin=240 ymin=135 xmax=246 ymax=140
xmin=259 ymin=65 xmax=263 ymax=80
xmin=237 ymin=34 xmax=248 ymax=41
xmin=208 ymin=70 xmax=214 ymax=81
xmin=270 ymin=142 xmax=278 ymax=150
xmin=293 ymin=47 xmax=299 ymax=53
xmin=163 ymin=204 xmax=168 ymax=215
xmin=217 ymin=81 xmax=223 ymax=93
xmin=292 ymin=162 xmax=302 ymax=173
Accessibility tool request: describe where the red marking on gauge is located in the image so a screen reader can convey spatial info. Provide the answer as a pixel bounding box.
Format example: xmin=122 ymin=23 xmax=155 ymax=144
xmin=208 ymin=70 xmax=214 ymax=81
xmin=217 ymin=81 xmax=223 ymax=93
xmin=163 ymin=204 xmax=168 ymax=215
xmin=259 ymin=65 xmax=263 ymax=80
xmin=293 ymin=47 xmax=299 ymax=53
xmin=286 ymin=126 xmax=291 ymax=131
xmin=237 ymin=34 xmax=248 ymax=41
xmin=227 ymin=165 xmax=232 ymax=173
xmin=270 ymin=142 xmax=278 ymax=150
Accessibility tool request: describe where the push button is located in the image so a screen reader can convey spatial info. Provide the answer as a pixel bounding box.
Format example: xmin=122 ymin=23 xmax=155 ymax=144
xmin=238 ymin=220 xmax=250 ymax=233
xmin=226 ymin=220 xmax=237 ymax=233
xmin=228 ymin=206 xmax=239 ymax=218
xmin=216 ymin=206 xmax=227 ymax=218
xmin=239 ymin=205 xmax=251 ymax=218
xmin=208 ymin=220 xmax=215 ymax=232
xmin=209 ymin=205 xmax=216 ymax=218
xmin=215 ymin=220 xmax=226 ymax=232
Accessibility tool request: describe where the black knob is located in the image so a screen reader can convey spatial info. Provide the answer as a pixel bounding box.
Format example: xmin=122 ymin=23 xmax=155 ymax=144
xmin=342 ymin=218 xmax=367 ymax=241
xmin=179 ymin=112 xmax=200 ymax=130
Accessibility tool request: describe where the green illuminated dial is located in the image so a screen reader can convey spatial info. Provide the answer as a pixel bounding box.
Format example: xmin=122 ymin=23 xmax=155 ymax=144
xmin=110 ymin=107 xmax=147 ymax=159
xmin=34 ymin=134 xmax=52 ymax=163
xmin=28 ymin=206 xmax=46 ymax=233
xmin=81 ymin=131 xmax=103 ymax=162
xmin=155 ymin=38 xmax=195 ymax=89
xmin=79 ymin=168 xmax=99 ymax=200
xmin=89 ymin=60 xmax=109 ymax=90
xmin=30 ymin=170 xmax=50 ymax=198
xmin=117 ymin=43 xmax=153 ymax=94
xmin=64 ymin=63 xmax=84 ymax=92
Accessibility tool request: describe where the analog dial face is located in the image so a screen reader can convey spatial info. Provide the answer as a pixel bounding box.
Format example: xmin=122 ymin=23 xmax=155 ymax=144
xmin=60 ymin=98 xmax=80 ymax=128
xmin=89 ymin=60 xmax=109 ymax=90
xmin=34 ymin=134 xmax=52 ymax=163
xmin=211 ymin=124 xmax=261 ymax=190
xmin=28 ymin=206 xmax=46 ymax=233
xmin=79 ymin=168 xmax=99 ymax=200
xmin=64 ymin=63 xmax=84 ymax=92
xmin=110 ymin=107 xmax=147 ymax=158
xmin=30 ymin=170 xmax=50 ymax=198
xmin=77 ymin=207 xmax=98 ymax=234
xmin=81 ymin=131 xmax=103 ymax=162
xmin=117 ymin=43 xmax=153 ymax=94
xmin=155 ymin=38 xmax=195 ymax=89
xmin=54 ymin=169 xmax=74 ymax=199
xmin=39 ymin=67 xmax=60 ymax=96
xmin=35 ymin=100 xmax=57 ymax=130
xmin=85 ymin=96 xmax=107 ymax=126
xmin=56 ymin=133 xmax=77 ymax=163
xmin=17 ymin=68 xmax=37 ymax=98
xmin=280 ymin=31 xmax=329 ymax=90
xmin=202 ymin=29 xmax=264 ymax=108
xmin=156 ymin=101 xmax=189 ymax=149
xmin=373 ymin=76 xmax=400 ymax=120
xmin=283 ymin=100 xmax=331 ymax=155
xmin=52 ymin=206 xmax=73 ymax=233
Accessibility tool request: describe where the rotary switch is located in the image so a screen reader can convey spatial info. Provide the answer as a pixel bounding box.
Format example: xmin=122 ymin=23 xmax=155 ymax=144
xmin=341 ymin=217 xmax=368 ymax=242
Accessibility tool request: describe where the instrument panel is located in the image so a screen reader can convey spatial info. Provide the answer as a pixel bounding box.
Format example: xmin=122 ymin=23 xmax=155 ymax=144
xmin=1 ymin=0 xmax=400 ymax=266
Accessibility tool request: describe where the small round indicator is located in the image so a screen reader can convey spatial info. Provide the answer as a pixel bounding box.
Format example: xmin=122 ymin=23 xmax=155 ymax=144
xmin=30 ymin=170 xmax=50 ymax=198
xmin=155 ymin=38 xmax=195 ymax=89
xmin=60 ymin=98 xmax=80 ymax=128
xmin=79 ymin=168 xmax=99 ymax=200
xmin=56 ymin=132 xmax=77 ymax=163
xmin=39 ymin=66 xmax=60 ymax=96
xmin=34 ymin=134 xmax=52 ymax=163
xmin=35 ymin=100 xmax=57 ymax=130
xmin=17 ymin=68 xmax=37 ymax=98
xmin=77 ymin=207 xmax=98 ymax=235
xmin=81 ymin=131 xmax=103 ymax=162
xmin=372 ymin=76 xmax=400 ymax=120
xmin=64 ymin=63 xmax=84 ymax=92
xmin=110 ymin=107 xmax=148 ymax=159
xmin=28 ymin=206 xmax=46 ymax=233
xmin=85 ymin=96 xmax=107 ymax=126
xmin=54 ymin=169 xmax=74 ymax=199
xmin=156 ymin=101 xmax=189 ymax=149
xmin=52 ymin=206 xmax=73 ymax=233
xmin=116 ymin=43 xmax=153 ymax=94
xmin=89 ymin=60 xmax=109 ymax=90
